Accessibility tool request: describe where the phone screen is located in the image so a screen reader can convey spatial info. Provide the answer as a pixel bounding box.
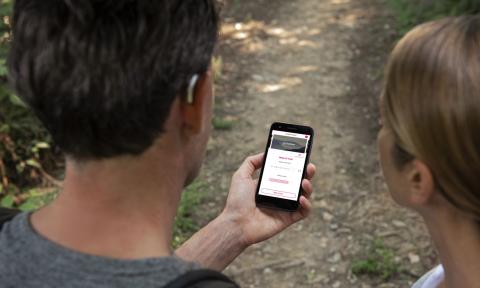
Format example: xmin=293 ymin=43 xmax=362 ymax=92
xmin=258 ymin=130 xmax=311 ymax=202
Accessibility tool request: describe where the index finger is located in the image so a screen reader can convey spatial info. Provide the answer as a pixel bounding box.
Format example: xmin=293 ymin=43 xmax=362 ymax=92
xmin=305 ymin=163 xmax=316 ymax=180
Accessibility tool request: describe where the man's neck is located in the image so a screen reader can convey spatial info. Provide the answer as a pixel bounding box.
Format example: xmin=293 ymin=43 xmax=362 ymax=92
xmin=31 ymin=148 xmax=186 ymax=260
xmin=424 ymin=209 xmax=480 ymax=288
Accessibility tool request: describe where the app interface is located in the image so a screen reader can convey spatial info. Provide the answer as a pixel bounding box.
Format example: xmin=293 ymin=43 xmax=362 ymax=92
xmin=259 ymin=130 xmax=310 ymax=201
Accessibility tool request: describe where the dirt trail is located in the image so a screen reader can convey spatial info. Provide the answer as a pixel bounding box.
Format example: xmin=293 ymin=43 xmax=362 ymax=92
xmin=199 ymin=0 xmax=436 ymax=287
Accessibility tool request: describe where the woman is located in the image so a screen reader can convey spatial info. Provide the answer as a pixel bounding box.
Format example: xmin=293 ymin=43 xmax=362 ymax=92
xmin=378 ymin=15 xmax=480 ymax=288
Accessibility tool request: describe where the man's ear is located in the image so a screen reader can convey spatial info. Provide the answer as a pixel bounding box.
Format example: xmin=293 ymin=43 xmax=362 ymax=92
xmin=405 ymin=160 xmax=435 ymax=206
xmin=181 ymin=70 xmax=213 ymax=134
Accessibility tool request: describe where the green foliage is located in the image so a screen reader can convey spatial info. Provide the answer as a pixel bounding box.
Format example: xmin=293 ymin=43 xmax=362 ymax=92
xmin=18 ymin=189 xmax=57 ymax=211
xmin=388 ymin=0 xmax=480 ymax=34
xmin=212 ymin=117 xmax=236 ymax=130
xmin=0 ymin=0 xmax=57 ymax=208
xmin=172 ymin=181 xmax=207 ymax=247
xmin=0 ymin=1 xmax=12 ymax=72
xmin=351 ymin=239 xmax=400 ymax=280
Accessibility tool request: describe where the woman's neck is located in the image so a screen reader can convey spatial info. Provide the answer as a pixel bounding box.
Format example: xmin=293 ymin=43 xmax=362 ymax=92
xmin=423 ymin=209 xmax=480 ymax=288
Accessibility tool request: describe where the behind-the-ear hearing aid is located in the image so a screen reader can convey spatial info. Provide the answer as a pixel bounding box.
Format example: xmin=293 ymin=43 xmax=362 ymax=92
xmin=187 ymin=74 xmax=199 ymax=104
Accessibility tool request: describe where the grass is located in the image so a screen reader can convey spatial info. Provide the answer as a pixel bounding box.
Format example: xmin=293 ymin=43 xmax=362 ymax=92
xmin=172 ymin=180 xmax=207 ymax=247
xmin=212 ymin=117 xmax=236 ymax=130
xmin=351 ymin=239 xmax=400 ymax=281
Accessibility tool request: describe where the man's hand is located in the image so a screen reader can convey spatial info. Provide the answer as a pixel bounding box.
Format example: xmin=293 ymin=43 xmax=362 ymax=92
xmin=221 ymin=153 xmax=316 ymax=246
xmin=176 ymin=153 xmax=315 ymax=270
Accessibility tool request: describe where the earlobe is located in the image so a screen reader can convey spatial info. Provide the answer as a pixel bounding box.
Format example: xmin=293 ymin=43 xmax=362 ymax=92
xmin=407 ymin=160 xmax=435 ymax=206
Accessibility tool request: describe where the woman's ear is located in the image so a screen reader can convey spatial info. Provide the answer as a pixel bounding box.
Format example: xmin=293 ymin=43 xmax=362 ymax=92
xmin=405 ymin=159 xmax=435 ymax=206
xmin=181 ymin=70 xmax=213 ymax=135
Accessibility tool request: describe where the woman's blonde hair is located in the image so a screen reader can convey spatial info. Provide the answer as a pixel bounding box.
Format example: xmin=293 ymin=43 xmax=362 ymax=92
xmin=383 ymin=16 xmax=480 ymax=221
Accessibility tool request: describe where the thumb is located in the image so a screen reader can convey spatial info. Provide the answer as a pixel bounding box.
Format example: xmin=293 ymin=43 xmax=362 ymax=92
xmin=236 ymin=153 xmax=264 ymax=177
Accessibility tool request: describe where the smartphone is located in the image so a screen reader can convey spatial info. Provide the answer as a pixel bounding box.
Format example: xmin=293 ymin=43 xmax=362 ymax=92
xmin=255 ymin=122 xmax=314 ymax=211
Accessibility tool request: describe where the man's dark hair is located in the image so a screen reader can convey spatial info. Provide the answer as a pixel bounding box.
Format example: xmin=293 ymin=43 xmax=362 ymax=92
xmin=8 ymin=0 xmax=220 ymax=159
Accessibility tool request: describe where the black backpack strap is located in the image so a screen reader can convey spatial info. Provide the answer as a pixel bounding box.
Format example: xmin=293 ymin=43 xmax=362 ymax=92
xmin=0 ymin=207 xmax=21 ymax=230
xmin=164 ymin=269 xmax=239 ymax=288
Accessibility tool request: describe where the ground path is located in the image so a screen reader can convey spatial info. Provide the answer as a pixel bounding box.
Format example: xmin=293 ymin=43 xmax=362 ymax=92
xmin=197 ymin=0 xmax=437 ymax=287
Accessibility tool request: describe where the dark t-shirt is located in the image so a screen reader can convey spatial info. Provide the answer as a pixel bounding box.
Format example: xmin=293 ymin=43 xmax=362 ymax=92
xmin=0 ymin=213 xmax=198 ymax=287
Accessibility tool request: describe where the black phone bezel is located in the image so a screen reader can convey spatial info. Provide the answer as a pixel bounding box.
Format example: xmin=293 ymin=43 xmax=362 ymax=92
xmin=255 ymin=122 xmax=314 ymax=211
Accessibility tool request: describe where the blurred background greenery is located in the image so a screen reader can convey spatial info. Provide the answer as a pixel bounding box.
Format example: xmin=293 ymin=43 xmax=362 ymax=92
xmin=389 ymin=0 xmax=480 ymax=34
xmin=0 ymin=0 xmax=58 ymax=211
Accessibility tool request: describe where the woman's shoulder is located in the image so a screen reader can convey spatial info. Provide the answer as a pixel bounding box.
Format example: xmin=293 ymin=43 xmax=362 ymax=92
xmin=412 ymin=265 xmax=444 ymax=288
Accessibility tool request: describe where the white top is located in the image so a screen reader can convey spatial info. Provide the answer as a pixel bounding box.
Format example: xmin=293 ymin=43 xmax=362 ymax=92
xmin=412 ymin=265 xmax=444 ymax=288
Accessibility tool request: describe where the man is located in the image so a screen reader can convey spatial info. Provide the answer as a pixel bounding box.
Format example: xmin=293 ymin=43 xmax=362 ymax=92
xmin=0 ymin=0 xmax=315 ymax=287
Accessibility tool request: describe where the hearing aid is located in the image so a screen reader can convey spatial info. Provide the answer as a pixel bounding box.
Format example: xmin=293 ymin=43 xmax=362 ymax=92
xmin=187 ymin=74 xmax=199 ymax=104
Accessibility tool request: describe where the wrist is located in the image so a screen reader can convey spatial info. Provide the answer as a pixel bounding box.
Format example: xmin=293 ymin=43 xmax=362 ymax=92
xmin=215 ymin=210 xmax=250 ymax=250
xmin=175 ymin=211 xmax=249 ymax=270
